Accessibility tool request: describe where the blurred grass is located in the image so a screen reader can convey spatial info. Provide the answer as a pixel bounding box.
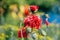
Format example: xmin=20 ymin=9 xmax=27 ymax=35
xmin=0 ymin=23 xmax=60 ymax=40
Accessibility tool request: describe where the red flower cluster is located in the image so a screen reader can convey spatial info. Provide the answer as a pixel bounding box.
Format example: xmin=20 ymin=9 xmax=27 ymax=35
xmin=18 ymin=27 xmax=27 ymax=38
xmin=24 ymin=14 xmax=42 ymax=29
xmin=24 ymin=5 xmax=39 ymax=16
xmin=30 ymin=5 xmax=39 ymax=12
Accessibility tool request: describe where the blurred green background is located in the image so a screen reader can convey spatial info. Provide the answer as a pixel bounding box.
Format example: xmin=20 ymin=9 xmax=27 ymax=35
xmin=0 ymin=0 xmax=60 ymax=40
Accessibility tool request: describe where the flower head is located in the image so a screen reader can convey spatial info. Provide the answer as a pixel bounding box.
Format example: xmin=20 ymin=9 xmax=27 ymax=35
xmin=24 ymin=14 xmax=42 ymax=29
xmin=24 ymin=5 xmax=30 ymax=16
xmin=18 ymin=27 xmax=27 ymax=38
xmin=30 ymin=5 xmax=39 ymax=12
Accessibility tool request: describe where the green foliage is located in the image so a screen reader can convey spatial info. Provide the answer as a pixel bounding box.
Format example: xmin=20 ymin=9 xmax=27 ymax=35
xmin=26 ymin=0 xmax=56 ymax=6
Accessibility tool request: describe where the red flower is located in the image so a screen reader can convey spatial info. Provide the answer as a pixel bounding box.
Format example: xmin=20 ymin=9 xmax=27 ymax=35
xmin=24 ymin=5 xmax=30 ymax=16
xmin=18 ymin=27 xmax=27 ymax=38
xmin=45 ymin=20 xmax=49 ymax=26
xmin=30 ymin=5 xmax=39 ymax=12
xmin=24 ymin=14 xmax=42 ymax=29
xmin=24 ymin=5 xmax=39 ymax=16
